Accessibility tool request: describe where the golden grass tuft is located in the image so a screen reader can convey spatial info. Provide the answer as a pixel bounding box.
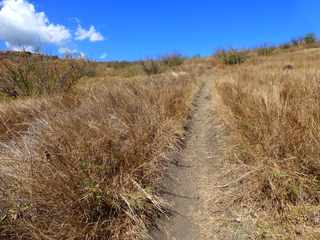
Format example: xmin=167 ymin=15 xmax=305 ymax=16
xmin=0 ymin=64 xmax=199 ymax=239
xmin=215 ymin=50 xmax=320 ymax=238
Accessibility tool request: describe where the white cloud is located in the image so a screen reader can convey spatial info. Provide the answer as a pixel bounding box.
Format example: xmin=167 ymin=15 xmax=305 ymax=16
xmin=5 ymin=41 xmax=34 ymax=51
xmin=100 ymin=53 xmax=108 ymax=59
xmin=58 ymin=47 xmax=86 ymax=59
xmin=75 ymin=25 xmax=104 ymax=42
xmin=0 ymin=0 xmax=71 ymax=51
xmin=79 ymin=52 xmax=85 ymax=58
xmin=58 ymin=47 xmax=77 ymax=55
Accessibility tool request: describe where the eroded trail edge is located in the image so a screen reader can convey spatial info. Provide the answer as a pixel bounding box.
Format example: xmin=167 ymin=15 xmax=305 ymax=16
xmin=152 ymin=74 xmax=252 ymax=240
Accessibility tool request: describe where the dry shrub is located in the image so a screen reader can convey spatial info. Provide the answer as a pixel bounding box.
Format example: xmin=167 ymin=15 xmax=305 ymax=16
xmin=215 ymin=49 xmax=249 ymax=65
xmin=0 ymin=73 xmax=198 ymax=240
xmin=216 ymin=52 xmax=320 ymax=236
xmin=160 ymin=54 xmax=185 ymax=67
xmin=141 ymin=59 xmax=164 ymax=75
xmin=0 ymin=53 xmax=92 ymax=97
xmin=140 ymin=54 xmax=185 ymax=76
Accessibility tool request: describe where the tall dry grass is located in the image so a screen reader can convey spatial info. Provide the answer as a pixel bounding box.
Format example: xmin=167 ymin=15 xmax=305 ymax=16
xmin=0 ymin=52 xmax=95 ymax=98
xmin=103 ymin=54 xmax=186 ymax=78
xmin=0 ymin=70 xmax=198 ymax=240
xmin=0 ymin=94 xmax=81 ymax=142
xmin=216 ymin=51 xmax=320 ymax=238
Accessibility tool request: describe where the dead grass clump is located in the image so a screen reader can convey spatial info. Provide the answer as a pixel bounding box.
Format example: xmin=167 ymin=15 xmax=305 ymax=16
xmin=216 ymin=51 xmax=320 ymax=237
xmin=0 ymin=73 xmax=198 ymax=240
xmin=0 ymin=93 xmax=82 ymax=142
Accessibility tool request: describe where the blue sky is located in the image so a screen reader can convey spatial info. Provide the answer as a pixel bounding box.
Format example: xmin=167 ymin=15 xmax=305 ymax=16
xmin=0 ymin=0 xmax=319 ymax=61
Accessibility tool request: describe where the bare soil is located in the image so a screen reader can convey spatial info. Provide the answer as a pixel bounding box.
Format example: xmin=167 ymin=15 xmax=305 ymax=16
xmin=152 ymin=74 xmax=255 ymax=240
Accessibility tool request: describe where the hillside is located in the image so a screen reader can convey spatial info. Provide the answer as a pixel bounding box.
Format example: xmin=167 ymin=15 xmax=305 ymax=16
xmin=214 ymin=46 xmax=320 ymax=239
xmin=0 ymin=44 xmax=320 ymax=240
xmin=0 ymin=52 xmax=212 ymax=240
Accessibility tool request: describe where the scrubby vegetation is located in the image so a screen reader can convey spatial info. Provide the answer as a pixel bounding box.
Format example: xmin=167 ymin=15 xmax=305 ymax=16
xmin=3 ymin=31 xmax=320 ymax=239
xmin=214 ymin=33 xmax=320 ymax=66
xmin=161 ymin=54 xmax=185 ymax=67
xmin=141 ymin=59 xmax=164 ymax=75
xmin=0 ymin=52 xmax=96 ymax=98
xmin=103 ymin=54 xmax=186 ymax=77
xmin=256 ymin=45 xmax=276 ymax=56
xmin=289 ymin=33 xmax=318 ymax=48
xmin=0 ymin=51 xmax=200 ymax=240
xmin=216 ymin=45 xmax=320 ymax=238
xmin=141 ymin=54 xmax=186 ymax=75
xmin=215 ymin=49 xmax=248 ymax=65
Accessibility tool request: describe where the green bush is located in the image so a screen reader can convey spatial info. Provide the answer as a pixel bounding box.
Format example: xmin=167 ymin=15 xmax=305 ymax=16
xmin=303 ymin=33 xmax=317 ymax=45
xmin=215 ymin=49 xmax=248 ymax=65
xmin=285 ymin=33 xmax=318 ymax=49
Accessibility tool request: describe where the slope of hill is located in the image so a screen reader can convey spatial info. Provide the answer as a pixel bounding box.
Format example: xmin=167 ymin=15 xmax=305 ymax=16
xmin=0 ymin=52 xmax=212 ymax=240
xmin=1 ymin=45 xmax=320 ymax=240
xmin=215 ymin=47 xmax=320 ymax=239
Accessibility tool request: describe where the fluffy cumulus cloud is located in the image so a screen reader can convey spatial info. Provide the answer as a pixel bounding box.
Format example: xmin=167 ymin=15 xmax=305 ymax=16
xmin=75 ymin=25 xmax=104 ymax=42
xmin=0 ymin=0 xmax=71 ymax=51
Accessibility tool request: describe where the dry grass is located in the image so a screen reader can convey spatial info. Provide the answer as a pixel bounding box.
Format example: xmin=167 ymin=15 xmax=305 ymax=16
xmin=213 ymin=33 xmax=320 ymax=68
xmin=216 ymin=49 xmax=320 ymax=238
xmin=0 ymin=52 xmax=95 ymax=98
xmin=101 ymin=54 xmax=187 ymax=78
xmin=0 ymin=55 xmax=200 ymax=239
xmin=0 ymin=93 xmax=82 ymax=142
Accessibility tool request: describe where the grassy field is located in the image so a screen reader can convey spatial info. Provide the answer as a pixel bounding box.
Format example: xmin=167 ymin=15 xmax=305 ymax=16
xmin=215 ymin=45 xmax=320 ymax=239
xmin=2 ymin=35 xmax=320 ymax=240
xmin=0 ymin=52 xmax=209 ymax=240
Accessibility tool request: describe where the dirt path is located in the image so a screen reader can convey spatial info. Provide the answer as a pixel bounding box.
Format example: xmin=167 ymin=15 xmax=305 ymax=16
xmin=152 ymin=74 xmax=253 ymax=240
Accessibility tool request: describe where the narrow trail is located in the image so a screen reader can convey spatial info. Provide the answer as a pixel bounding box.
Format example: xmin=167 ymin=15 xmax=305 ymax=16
xmin=152 ymin=74 xmax=252 ymax=240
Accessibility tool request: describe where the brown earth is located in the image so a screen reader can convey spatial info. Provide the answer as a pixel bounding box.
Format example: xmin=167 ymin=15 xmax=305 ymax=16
xmin=152 ymin=73 xmax=255 ymax=240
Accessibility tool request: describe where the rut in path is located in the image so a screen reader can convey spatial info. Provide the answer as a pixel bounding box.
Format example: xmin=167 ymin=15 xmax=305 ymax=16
xmin=152 ymin=74 xmax=252 ymax=240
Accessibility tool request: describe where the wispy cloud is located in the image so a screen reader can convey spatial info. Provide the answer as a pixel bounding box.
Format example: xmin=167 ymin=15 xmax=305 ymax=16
xmin=0 ymin=0 xmax=71 ymax=51
xmin=58 ymin=47 xmax=77 ymax=55
xmin=100 ymin=53 xmax=108 ymax=59
xmin=58 ymin=47 xmax=85 ymax=58
xmin=75 ymin=25 xmax=104 ymax=42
